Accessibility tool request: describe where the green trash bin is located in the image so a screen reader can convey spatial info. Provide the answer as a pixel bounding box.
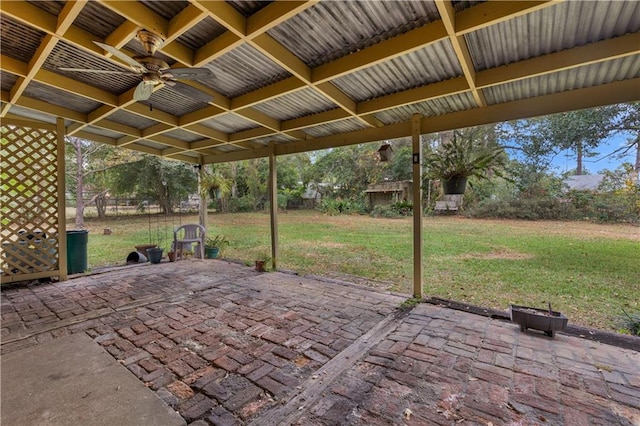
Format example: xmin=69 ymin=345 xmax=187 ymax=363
xmin=66 ymin=230 xmax=88 ymax=274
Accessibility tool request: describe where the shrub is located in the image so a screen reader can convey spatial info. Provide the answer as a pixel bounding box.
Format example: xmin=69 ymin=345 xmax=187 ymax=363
xmin=228 ymin=196 xmax=256 ymax=213
xmin=616 ymin=309 xmax=640 ymax=336
xmin=318 ymin=198 xmax=366 ymax=215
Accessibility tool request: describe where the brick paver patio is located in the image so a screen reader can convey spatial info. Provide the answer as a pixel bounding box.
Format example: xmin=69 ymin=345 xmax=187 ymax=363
xmin=2 ymin=260 xmax=638 ymax=425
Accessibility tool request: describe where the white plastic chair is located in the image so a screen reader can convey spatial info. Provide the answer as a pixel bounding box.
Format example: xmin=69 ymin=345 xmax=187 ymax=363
xmin=173 ymin=224 xmax=205 ymax=261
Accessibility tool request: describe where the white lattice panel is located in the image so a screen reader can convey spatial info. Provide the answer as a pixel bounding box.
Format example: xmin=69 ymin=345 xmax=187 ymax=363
xmin=1 ymin=124 xmax=61 ymax=281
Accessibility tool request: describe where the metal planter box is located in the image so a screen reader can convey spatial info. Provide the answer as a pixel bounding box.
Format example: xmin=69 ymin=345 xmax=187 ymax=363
xmin=510 ymin=305 xmax=568 ymax=338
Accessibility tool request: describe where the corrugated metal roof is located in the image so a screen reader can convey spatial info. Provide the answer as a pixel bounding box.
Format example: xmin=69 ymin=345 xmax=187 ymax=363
xmin=374 ymin=92 xmax=476 ymax=125
xmin=176 ymin=17 xmax=226 ymax=51
xmin=484 ymin=55 xmax=640 ymax=105
xmin=25 ymin=1 xmax=64 ymax=16
xmin=253 ymin=88 xmax=336 ymax=121
xmin=140 ymin=1 xmax=189 ymax=20
xmin=139 ymin=86 xmax=209 ymax=117
xmin=73 ymin=2 xmax=126 ymax=40
xmin=1 ymin=0 xmax=637 ymax=164
xmin=269 ymin=1 xmax=440 ymax=68
xmin=0 ymin=15 xmax=45 ymax=63
xmin=200 ymin=113 xmax=258 ymax=134
xmin=467 ymin=1 xmax=640 ymax=71
xmin=162 ymin=128 xmax=205 ymax=143
xmin=303 ymin=118 xmax=367 ymax=138
xmin=109 ymin=110 xmax=158 ymax=130
xmin=44 ymin=42 xmax=140 ymax=95
xmin=23 ymin=81 xmax=102 ymax=114
xmin=213 ymin=144 xmax=244 ymax=153
xmin=201 ymin=44 xmax=291 ymax=98
xmin=4 ymin=105 xmax=67 ymax=126
xmin=1 ymin=72 xmax=18 ymax=92
xmin=83 ymin=125 xmax=124 ymax=140
xmin=227 ymin=1 xmax=273 ymax=18
xmin=332 ymin=40 xmax=462 ymax=102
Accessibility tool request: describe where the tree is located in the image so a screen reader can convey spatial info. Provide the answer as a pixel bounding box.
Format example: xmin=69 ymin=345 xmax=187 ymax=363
xmin=109 ymin=155 xmax=197 ymax=214
xmin=505 ymin=106 xmax=619 ymax=176
xmin=609 ymin=102 xmax=640 ymax=173
xmin=65 ymin=137 xmax=139 ymax=227
xmin=308 ymin=144 xmax=385 ymax=200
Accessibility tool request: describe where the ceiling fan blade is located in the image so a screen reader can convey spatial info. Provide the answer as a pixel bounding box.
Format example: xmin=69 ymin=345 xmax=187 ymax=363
xmin=133 ymin=81 xmax=154 ymax=101
xmin=94 ymin=41 xmax=146 ymax=71
xmin=161 ymin=67 xmax=215 ymax=80
xmin=166 ymin=81 xmax=213 ymax=103
xmin=58 ymin=67 xmax=140 ymax=76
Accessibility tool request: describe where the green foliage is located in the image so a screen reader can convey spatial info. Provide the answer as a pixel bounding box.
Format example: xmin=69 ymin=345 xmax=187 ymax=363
xmin=616 ymin=309 xmax=640 ymax=336
xmin=110 ymin=155 xmax=196 ymax=214
xmin=370 ymin=201 xmax=413 ymax=218
xmin=423 ymin=127 xmax=507 ymax=181
xmin=309 ymin=145 xmax=384 ymax=199
xmin=205 ymin=234 xmax=229 ymax=249
xmin=318 ymin=198 xmax=367 ymax=215
xmin=228 ymin=196 xmax=257 ymax=213
xmin=467 ymin=197 xmax=567 ymax=220
xmin=504 ymin=105 xmax=621 ymax=175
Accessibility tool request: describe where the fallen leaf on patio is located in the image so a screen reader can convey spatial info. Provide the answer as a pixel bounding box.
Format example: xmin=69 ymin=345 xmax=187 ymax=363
xmin=403 ymin=408 xmax=413 ymax=420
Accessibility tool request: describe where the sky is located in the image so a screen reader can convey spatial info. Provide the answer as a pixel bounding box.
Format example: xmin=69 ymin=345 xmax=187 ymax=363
xmin=550 ymin=133 xmax=636 ymax=175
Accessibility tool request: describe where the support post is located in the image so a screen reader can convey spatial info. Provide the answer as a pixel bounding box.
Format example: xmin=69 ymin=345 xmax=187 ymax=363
xmin=198 ymin=158 xmax=206 ymax=231
xmin=57 ymin=117 xmax=68 ymax=281
xmin=268 ymin=142 xmax=279 ymax=270
xmin=411 ymin=114 xmax=423 ymax=298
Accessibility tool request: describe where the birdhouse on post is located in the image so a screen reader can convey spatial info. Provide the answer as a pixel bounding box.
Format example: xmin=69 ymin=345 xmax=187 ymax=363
xmin=378 ymin=143 xmax=393 ymax=162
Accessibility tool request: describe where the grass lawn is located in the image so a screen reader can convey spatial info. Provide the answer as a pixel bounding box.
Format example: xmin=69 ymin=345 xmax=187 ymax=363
xmin=78 ymin=210 xmax=639 ymax=332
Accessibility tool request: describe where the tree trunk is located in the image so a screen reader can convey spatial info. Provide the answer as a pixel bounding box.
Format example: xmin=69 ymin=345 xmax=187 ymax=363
xmin=576 ymin=143 xmax=583 ymax=175
xmin=74 ymin=142 xmax=85 ymax=228
xmin=635 ymin=139 xmax=639 ymax=172
xmin=95 ymin=192 xmax=107 ymax=219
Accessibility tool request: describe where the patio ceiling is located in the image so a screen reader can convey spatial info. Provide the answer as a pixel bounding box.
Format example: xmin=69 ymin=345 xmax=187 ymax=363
xmin=1 ymin=0 xmax=639 ymax=165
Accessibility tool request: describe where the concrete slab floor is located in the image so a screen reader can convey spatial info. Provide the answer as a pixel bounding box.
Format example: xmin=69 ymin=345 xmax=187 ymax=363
xmin=1 ymin=332 xmax=185 ymax=426
xmin=1 ymin=260 xmax=639 ymax=425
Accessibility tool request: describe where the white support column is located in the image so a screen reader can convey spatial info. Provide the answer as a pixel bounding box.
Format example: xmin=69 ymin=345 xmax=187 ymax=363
xmin=198 ymin=159 xmax=206 ymax=231
xmin=57 ymin=117 xmax=67 ymax=281
xmin=268 ymin=142 xmax=279 ymax=270
xmin=411 ymin=114 xmax=423 ymax=298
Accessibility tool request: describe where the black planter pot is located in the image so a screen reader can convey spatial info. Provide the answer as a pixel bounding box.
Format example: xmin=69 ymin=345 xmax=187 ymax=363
xmin=442 ymin=177 xmax=468 ymax=194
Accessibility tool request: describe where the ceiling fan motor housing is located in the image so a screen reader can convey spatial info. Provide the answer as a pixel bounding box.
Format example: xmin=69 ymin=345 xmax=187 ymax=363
xmin=136 ymin=30 xmax=164 ymax=56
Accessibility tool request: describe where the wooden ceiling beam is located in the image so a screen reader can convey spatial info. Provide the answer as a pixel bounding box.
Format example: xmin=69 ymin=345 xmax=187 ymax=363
xmin=455 ymin=1 xmax=561 ymax=35
xmin=357 ymin=77 xmax=469 ymax=115
xmin=313 ymin=21 xmax=448 ymax=83
xmin=104 ymin=21 xmax=140 ymax=49
xmin=96 ymin=1 xmax=168 ymax=39
xmin=476 ymin=33 xmax=640 ymax=88
xmin=231 ymin=77 xmax=306 ymax=110
xmin=281 ymin=108 xmax=351 ymax=132
xmin=192 ymin=0 xmax=246 ymax=37
xmin=203 ymin=78 xmax=640 ymax=164
xmin=246 ymin=1 xmax=318 ymax=36
xmin=16 ymin=96 xmax=87 ymax=123
xmin=435 ymin=1 xmax=486 ymax=107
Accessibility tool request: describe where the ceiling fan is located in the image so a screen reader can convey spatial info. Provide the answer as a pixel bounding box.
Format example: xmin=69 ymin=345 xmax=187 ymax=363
xmin=59 ymin=30 xmax=215 ymax=103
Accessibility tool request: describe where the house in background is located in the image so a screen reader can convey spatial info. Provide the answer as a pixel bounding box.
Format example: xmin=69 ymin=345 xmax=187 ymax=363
xmin=563 ymin=175 xmax=605 ymax=192
xmin=365 ymin=180 xmax=413 ymax=208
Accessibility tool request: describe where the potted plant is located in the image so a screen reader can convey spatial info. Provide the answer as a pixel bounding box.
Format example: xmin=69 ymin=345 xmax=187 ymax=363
xmin=254 ymin=253 xmax=272 ymax=272
xmin=204 ymin=235 xmax=229 ymax=259
xmin=423 ymin=129 xmax=506 ymax=195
